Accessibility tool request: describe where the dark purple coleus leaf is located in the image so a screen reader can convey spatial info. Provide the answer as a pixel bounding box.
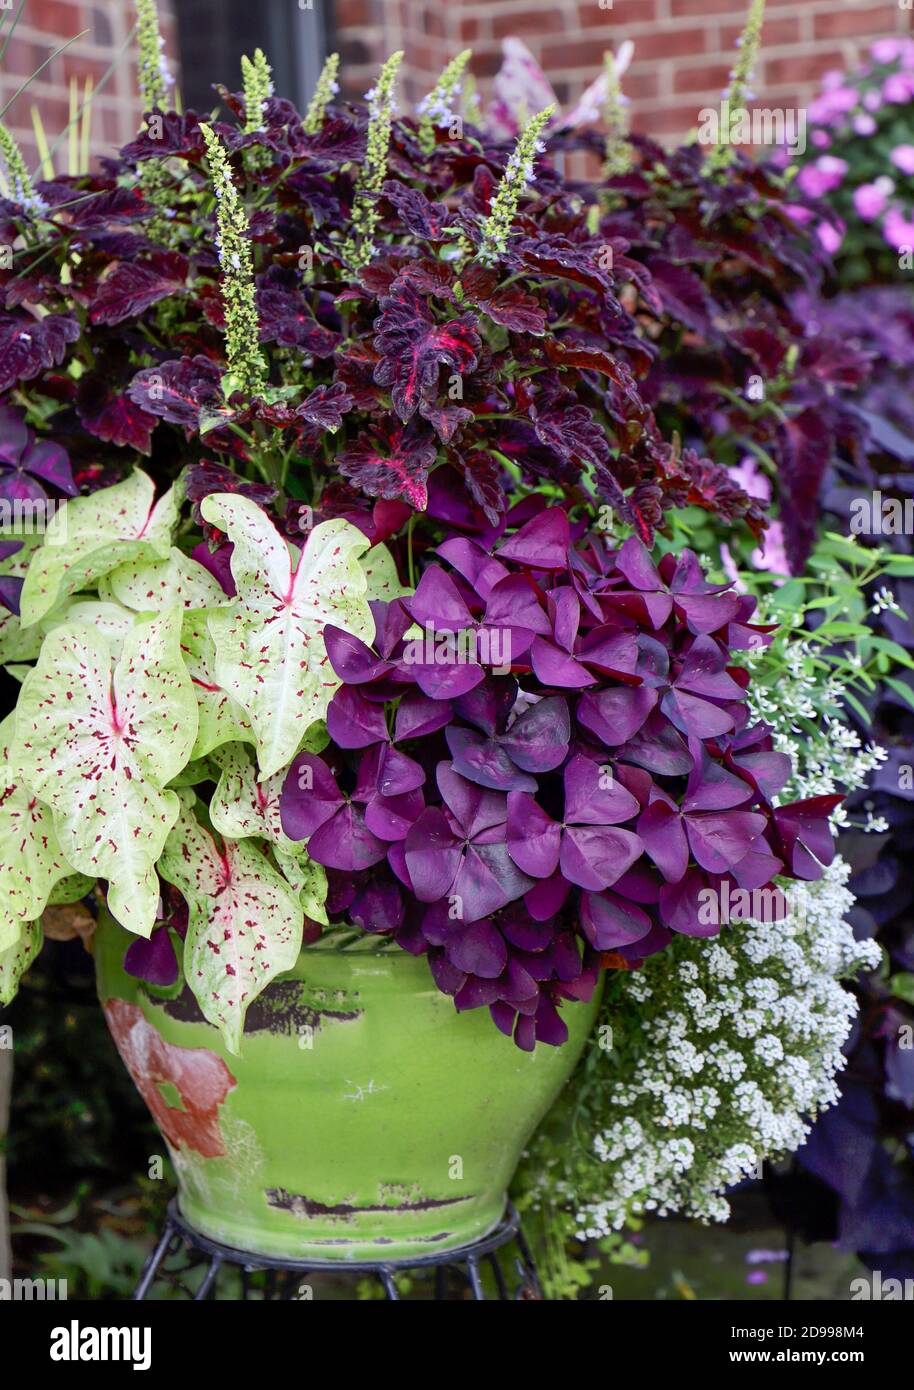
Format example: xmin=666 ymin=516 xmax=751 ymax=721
xmin=128 ymin=354 xmax=224 ymax=427
xmin=88 ymin=251 xmax=188 ymax=326
xmin=76 ymin=374 xmax=157 ymax=454
xmin=338 ymin=423 xmax=438 ymax=511
xmin=373 ymin=283 xmax=480 ymax=422
xmin=0 ymin=313 xmax=80 ymax=393
xmin=379 ymin=181 xmax=450 ymax=240
xmin=295 ymin=381 xmax=353 ymax=429
xmin=257 ymin=282 xmax=339 ymax=356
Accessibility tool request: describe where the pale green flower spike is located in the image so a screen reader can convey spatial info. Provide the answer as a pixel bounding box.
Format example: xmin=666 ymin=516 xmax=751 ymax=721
xmin=241 ymin=47 xmax=274 ymax=133
xmin=461 ymin=73 xmax=483 ymax=128
xmin=417 ymin=49 xmax=472 ymax=154
xmin=136 ymin=0 xmax=171 ymax=112
xmin=602 ymin=50 xmax=633 ymax=178
xmin=710 ymin=0 xmax=766 ymax=169
xmin=303 ymin=53 xmax=340 ymax=135
xmin=199 ymin=123 xmax=267 ymax=397
xmin=344 ymin=51 xmax=404 ymax=272
xmin=0 ymin=120 xmax=42 ymax=214
xmin=478 ymin=104 xmax=554 ymax=265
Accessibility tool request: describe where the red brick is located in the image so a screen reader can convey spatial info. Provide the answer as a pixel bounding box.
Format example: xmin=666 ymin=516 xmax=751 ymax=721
xmin=579 ymin=0 xmax=657 ymax=26
xmin=492 ymin=10 xmax=566 ymax=40
xmin=720 ymin=18 xmax=800 ymax=48
xmin=459 ymin=16 xmax=482 ymax=42
xmin=619 ymin=28 xmax=707 ymax=61
xmin=671 ymin=0 xmax=740 ymax=15
xmin=673 ymin=62 xmax=732 ymax=95
xmin=813 ymin=9 xmax=894 ymax=40
xmin=764 ymin=51 xmax=844 ymax=86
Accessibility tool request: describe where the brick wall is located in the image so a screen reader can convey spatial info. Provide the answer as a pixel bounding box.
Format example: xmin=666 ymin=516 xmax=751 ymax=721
xmin=0 ymin=0 xmax=177 ymax=172
xmin=336 ymin=0 xmax=914 ymax=143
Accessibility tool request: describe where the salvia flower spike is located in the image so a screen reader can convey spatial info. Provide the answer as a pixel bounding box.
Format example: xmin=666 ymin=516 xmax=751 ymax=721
xmin=478 ymin=104 xmax=554 ymax=265
xmin=417 ymin=49 xmax=472 ymax=154
xmin=135 ymin=0 xmax=172 ymax=111
xmin=241 ymin=47 xmax=274 ymax=133
xmin=199 ymin=123 xmax=267 ymax=396
xmin=303 ymin=52 xmax=340 ymax=135
xmin=711 ymin=0 xmax=766 ymax=168
xmin=345 ymin=50 xmax=404 ymax=271
xmin=602 ymin=50 xmax=633 ymax=178
xmin=0 ymin=121 xmax=43 ymax=214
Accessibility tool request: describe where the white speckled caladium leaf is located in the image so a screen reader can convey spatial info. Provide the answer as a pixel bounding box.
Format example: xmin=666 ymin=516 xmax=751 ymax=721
xmin=100 ymin=547 xmax=229 ymax=613
xmin=12 ymin=609 xmax=198 ymax=938
xmin=0 ymin=919 xmax=42 ymax=1006
xmin=362 ymin=543 xmax=409 ymax=600
xmin=159 ymin=797 xmax=304 ymax=1053
xmin=64 ymin=600 xmax=139 ymax=654
xmin=0 ymin=535 xmax=44 ymax=663
xmin=0 ymin=714 xmax=79 ymax=948
xmin=180 ymin=610 xmax=252 ymax=760
xmin=20 ymin=470 xmax=177 ymax=628
xmin=200 ymin=496 xmax=375 ymax=779
xmin=273 ymin=846 xmax=329 ymax=926
xmin=210 ymin=735 xmax=327 ymax=849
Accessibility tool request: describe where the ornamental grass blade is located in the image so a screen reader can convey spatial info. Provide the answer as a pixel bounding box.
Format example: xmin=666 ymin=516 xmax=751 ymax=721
xmin=20 ymin=469 xmax=177 ymax=627
xmin=200 ymin=495 xmax=376 ymax=778
xmin=159 ymin=797 xmax=304 ymax=1053
xmin=11 ymin=609 xmax=198 ymax=937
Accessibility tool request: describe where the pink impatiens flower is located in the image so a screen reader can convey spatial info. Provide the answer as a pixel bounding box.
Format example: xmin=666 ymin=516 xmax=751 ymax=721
xmin=816 ymin=220 xmax=844 ymax=255
xmin=796 ymin=155 xmax=848 ymax=198
xmin=890 ymin=144 xmax=914 ymax=176
xmin=883 ymin=207 xmax=914 ymax=250
xmin=853 ymin=179 xmax=894 ymax=221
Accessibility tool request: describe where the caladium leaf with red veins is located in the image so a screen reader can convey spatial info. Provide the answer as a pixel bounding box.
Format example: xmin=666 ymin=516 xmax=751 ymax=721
xmin=20 ymin=469 xmax=178 ymax=627
xmin=179 ymin=610 xmax=252 ymax=759
xmin=0 ymin=714 xmax=79 ymax=949
xmin=11 ymin=609 xmax=198 ymax=938
xmin=158 ymin=796 xmax=304 ymax=1054
xmin=100 ymin=546 xmax=230 ymax=614
xmin=338 ymin=425 xmax=438 ymax=511
xmin=88 ymin=252 xmax=188 ymax=326
xmin=209 ymin=739 xmax=327 ymax=853
xmin=373 ymin=284 xmax=480 ymax=422
xmin=0 ymin=919 xmax=42 ymax=1006
xmin=128 ymin=354 xmax=224 ymax=428
xmin=200 ymin=495 xmax=377 ymax=778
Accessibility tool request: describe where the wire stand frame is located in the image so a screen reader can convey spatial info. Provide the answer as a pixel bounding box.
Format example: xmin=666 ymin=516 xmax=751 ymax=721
xmin=133 ymin=1198 xmax=542 ymax=1301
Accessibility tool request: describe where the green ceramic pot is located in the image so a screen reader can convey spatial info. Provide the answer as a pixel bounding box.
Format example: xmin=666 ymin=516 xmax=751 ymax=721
xmin=95 ymin=912 xmax=600 ymax=1261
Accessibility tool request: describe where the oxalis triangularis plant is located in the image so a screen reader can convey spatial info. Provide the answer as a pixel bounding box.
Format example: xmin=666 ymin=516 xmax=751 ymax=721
xmin=0 ymin=5 xmax=839 ymax=1050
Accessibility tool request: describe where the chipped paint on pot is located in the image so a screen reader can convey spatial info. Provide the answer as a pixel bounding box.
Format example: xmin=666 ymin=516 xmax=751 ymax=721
xmin=95 ymin=911 xmax=600 ymax=1261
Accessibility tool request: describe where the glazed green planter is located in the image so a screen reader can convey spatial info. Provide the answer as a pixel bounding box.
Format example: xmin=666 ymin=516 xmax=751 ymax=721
xmin=95 ymin=913 xmax=600 ymax=1261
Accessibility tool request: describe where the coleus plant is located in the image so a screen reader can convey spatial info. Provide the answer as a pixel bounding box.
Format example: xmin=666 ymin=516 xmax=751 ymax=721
xmin=278 ymin=502 xmax=842 ymax=1049
xmin=0 ymin=467 xmax=405 ymax=1052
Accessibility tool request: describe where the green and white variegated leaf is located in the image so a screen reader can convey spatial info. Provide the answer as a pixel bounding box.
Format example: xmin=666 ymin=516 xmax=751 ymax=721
xmin=11 ymin=609 xmax=198 ymax=938
xmin=168 ymin=755 xmax=219 ymax=788
xmin=273 ymin=846 xmax=329 ymax=926
xmin=0 ymin=713 xmax=80 ymax=949
xmin=100 ymin=546 xmax=229 ymax=614
xmin=200 ymin=496 xmax=375 ymax=779
xmin=47 ymin=872 xmax=95 ymax=905
xmin=4 ymin=664 xmax=32 ymax=683
xmin=20 ymin=470 xmax=178 ymax=628
xmin=158 ymin=797 xmax=304 ymax=1054
xmin=209 ymin=742 xmax=296 ymax=849
xmin=0 ymin=919 xmax=42 ymax=1006
xmin=0 ymin=534 xmax=44 ymax=663
xmin=362 ymin=542 xmax=409 ymax=600
xmin=65 ymin=600 xmax=139 ymax=655
xmin=180 ymin=610 xmax=252 ymax=759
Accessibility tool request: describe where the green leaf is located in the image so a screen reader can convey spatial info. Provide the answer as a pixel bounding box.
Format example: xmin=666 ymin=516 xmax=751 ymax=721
xmin=47 ymin=872 xmax=95 ymax=905
xmin=361 ymin=542 xmax=409 ymax=600
xmin=0 ymin=714 xmax=79 ymax=948
xmin=209 ymin=742 xmax=297 ymax=849
xmin=200 ymin=496 xmax=376 ymax=778
xmin=0 ymin=534 xmax=44 ymax=662
xmin=274 ymin=846 xmax=329 ymax=926
xmin=888 ymin=972 xmax=914 ymax=1006
xmin=159 ymin=797 xmax=304 ymax=1053
xmin=12 ymin=609 xmax=198 ymax=937
xmin=20 ymin=470 xmax=177 ymax=628
xmin=100 ymin=546 xmax=229 ymax=613
xmin=885 ymin=676 xmax=914 ymax=713
xmin=0 ymin=919 xmax=42 ymax=1006
xmin=180 ymin=610 xmax=252 ymax=759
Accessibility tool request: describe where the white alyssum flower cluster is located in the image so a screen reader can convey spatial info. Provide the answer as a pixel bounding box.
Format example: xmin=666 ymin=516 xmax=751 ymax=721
xmin=575 ymin=858 xmax=881 ymax=1237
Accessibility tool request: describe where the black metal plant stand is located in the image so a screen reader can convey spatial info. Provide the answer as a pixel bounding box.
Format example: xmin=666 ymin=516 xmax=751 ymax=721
xmin=133 ymin=1199 xmax=541 ymax=1301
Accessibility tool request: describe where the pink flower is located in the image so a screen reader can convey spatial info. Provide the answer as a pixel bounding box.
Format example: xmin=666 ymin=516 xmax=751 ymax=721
xmin=890 ymin=144 xmax=914 ymax=176
xmin=883 ymin=72 xmax=914 ymax=103
xmin=871 ymin=38 xmax=905 ymax=65
xmin=853 ymin=182 xmax=891 ymax=221
xmin=863 ymin=90 xmax=883 ymax=112
xmin=811 ymin=129 xmax=832 ymax=150
xmin=853 ymin=113 xmax=877 ymax=136
xmin=796 ymin=155 xmax=848 ymax=198
xmin=728 ymin=456 xmax=770 ymax=504
xmin=783 ymin=203 xmax=813 ymax=226
xmin=816 ymin=220 xmax=845 ymax=255
xmin=751 ymin=520 xmax=789 ymax=581
xmin=883 ymin=207 xmax=914 ymax=250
